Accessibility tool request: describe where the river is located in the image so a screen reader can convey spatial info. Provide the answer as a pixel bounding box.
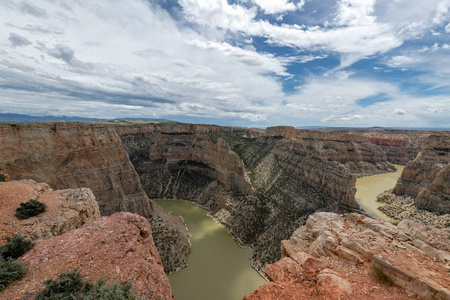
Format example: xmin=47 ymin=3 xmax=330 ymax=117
xmin=155 ymin=200 xmax=266 ymax=300
xmin=355 ymin=164 xmax=404 ymax=220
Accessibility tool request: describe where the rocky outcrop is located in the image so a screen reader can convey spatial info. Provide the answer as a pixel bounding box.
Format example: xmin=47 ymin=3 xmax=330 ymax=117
xmin=0 ymin=179 xmax=100 ymax=242
xmin=393 ymin=134 xmax=450 ymax=214
xmin=258 ymin=212 xmax=450 ymax=300
xmin=0 ymin=122 xmax=190 ymax=274
xmin=1 ymin=212 xmax=174 ymax=300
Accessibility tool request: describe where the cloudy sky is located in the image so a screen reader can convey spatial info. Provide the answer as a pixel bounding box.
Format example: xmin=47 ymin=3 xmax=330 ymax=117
xmin=1 ymin=0 xmax=449 ymax=127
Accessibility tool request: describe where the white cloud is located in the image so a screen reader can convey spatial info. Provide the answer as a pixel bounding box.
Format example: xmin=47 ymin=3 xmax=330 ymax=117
xmin=0 ymin=0 xmax=449 ymax=127
xmin=446 ymin=23 xmax=450 ymax=32
xmin=178 ymin=0 xmax=402 ymax=68
xmin=387 ymin=55 xmax=417 ymax=68
xmin=0 ymin=0 xmax=291 ymax=122
xmin=251 ymin=0 xmax=297 ymax=14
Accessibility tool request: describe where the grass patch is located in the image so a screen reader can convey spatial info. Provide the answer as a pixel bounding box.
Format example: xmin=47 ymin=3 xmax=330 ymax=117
xmin=0 ymin=257 xmax=27 ymax=291
xmin=0 ymin=235 xmax=34 ymax=260
xmin=15 ymin=199 xmax=47 ymax=219
xmin=372 ymin=264 xmax=393 ymax=286
xmin=35 ymin=269 xmax=141 ymax=300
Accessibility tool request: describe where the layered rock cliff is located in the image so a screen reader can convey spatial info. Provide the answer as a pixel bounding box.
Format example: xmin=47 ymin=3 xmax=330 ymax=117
xmin=393 ymin=134 xmax=450 ymax=214
xmin=246 ymin=212 xmax=450 ymax=300
xmin=328 ymin=129 xmax=435 ymax=165
xmin=120 ymin=123 xmax=394 ymax=271
xmin=0 ymin=122 xmax=190 ymax=273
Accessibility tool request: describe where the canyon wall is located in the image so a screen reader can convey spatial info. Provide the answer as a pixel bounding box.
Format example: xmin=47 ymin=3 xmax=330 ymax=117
xmin=0 ymin=122 xmax=399 ymax=273
xmin=0 ymin=122 xmax=190 ymax=273
xmin=393 ymin=134 xmax=450 ymax=214
xmin=326 ymin=129 xmax=438 ymax=165
xmin=120 ymin=124 xmax=394 ymax=270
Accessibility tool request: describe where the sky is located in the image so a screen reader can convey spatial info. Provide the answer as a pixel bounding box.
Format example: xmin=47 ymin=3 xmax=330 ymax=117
xmin=0 ymin=0 xmax=449 ymax=128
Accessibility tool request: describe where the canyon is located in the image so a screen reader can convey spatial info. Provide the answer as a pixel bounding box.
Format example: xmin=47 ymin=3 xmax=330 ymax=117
xmin=1 ymin=121 xmax=449 ymax=299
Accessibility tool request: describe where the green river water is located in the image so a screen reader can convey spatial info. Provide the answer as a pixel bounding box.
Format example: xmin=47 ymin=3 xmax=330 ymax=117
xmin=156 ymin=166 xmax=403 ymax=299
xmin=355 ymin=164 xmax=404 ymax=220
xmin=155 ymin=200 xmax=265 ymax=300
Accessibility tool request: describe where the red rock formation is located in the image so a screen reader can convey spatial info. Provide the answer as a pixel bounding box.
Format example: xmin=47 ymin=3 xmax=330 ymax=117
xmin=1 ymin=212 xmax=174 ymax=300
xmin=248 ymin=212 xmax=450 ymax=300
xmin=393 ymin=134 xmax=450 ymax=214
xmin=0 ymin=179 xmax=100 ymax=243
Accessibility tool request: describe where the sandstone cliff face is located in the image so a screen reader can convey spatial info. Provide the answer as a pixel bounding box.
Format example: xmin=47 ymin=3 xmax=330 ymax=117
xmin=120 ymin=123 xmax=395 ymax=271
xmin=0 ymin=122 xmax=190 ymax=274
xmin=0 ymin=122 xmax=150 ymax=216
xmin=1 ymin=212 xmax=174 ymax=300
xmin=364 ymin=132 xmax=426 ymax=165
xmin=0 ymin=179 xmax=100 ymax=242
xmin=246 ymin=212 xmax=450 ymax=300
xmin=393 ymin=134 xmax=450 ymax=214
xmin=267 ymin=126 xmax=395 ymax=177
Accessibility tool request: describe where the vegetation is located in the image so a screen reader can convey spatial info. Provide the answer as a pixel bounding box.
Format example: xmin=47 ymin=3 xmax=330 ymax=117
xmin=0 ymin=257 xmax=27 ymax=291
xmin=0 ymin=168 xmax=6 ymax=182
xmin=371 ymin=264 xmax=393 ymax=286
xmin=0 ymin=235 xmax=34 ymax=260
xmin=15 ymin=199 xmax=47 ymax=219
xmin=35 ymin=269 xmax=141 ymax=300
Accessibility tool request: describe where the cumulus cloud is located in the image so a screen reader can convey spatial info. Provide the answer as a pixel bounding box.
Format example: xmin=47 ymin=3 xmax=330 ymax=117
xmin=251 ymin=0 xmax=298 ymax=14
xmin=394 ymin=109 xmax=406 ymax=115
xmin=47 ymin=44 xmax=76 ymax=64
xmin=18 ymin=1 xmax=48 ymax=18
xmin=8 ymin=32 xmax=32 ymax=47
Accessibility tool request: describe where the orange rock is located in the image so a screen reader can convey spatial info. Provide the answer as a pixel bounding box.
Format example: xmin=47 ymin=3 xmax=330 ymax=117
xmin=0 ymin=212 xmax=174 ymax=300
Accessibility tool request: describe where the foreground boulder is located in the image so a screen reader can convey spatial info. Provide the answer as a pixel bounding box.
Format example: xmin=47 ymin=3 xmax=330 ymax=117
xmin=1 ymin=212 xmax=174 ymax=299
xmin=0 ymin=179 xmax=100 ymax=242
xmin=245 ymin=212 xmax=450 ymax=300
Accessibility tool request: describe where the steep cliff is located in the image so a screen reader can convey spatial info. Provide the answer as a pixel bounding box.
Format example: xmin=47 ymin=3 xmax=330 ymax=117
xmin=0 ymin=122 xmax=190 ymax=273
xmin=393 ymin=134 xmax=450 ymax=214
xmin=246 ymin=212 xmax=450 ymax=300
xmin=1 ymin=212 xmax=174 ymax=300
xmin=0 ymin=122 xmax=150 ymax=216
xmin=120 ymin=123 xmax=394 ymax=270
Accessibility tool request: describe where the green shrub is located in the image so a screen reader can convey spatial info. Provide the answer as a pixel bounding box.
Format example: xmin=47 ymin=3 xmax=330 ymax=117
xmin=0 ymin=174 xmax=6 ymax=182
xmin=35 ymin=269 xmax=140 ymax=300
xmin=0 ymin=257 xmax=27 ymax=291
xmin=0 ymin=235 xmax=34 ymax=260
xmin=85 ymin=280 xmax=137 ymax=299
xmin=35 ymin=269 xmax=92 ymax=300
xmin=15 ymin=199 xmax=47 ymax=219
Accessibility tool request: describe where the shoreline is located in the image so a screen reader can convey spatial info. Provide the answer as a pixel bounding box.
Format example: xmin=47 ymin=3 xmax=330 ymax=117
xmin=154 ymin=198 xmax=267 ymax=281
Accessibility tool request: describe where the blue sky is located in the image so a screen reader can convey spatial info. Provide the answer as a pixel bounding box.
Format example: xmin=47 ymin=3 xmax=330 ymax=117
xmin=0 ymin=0 xmax=449 ymax=127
